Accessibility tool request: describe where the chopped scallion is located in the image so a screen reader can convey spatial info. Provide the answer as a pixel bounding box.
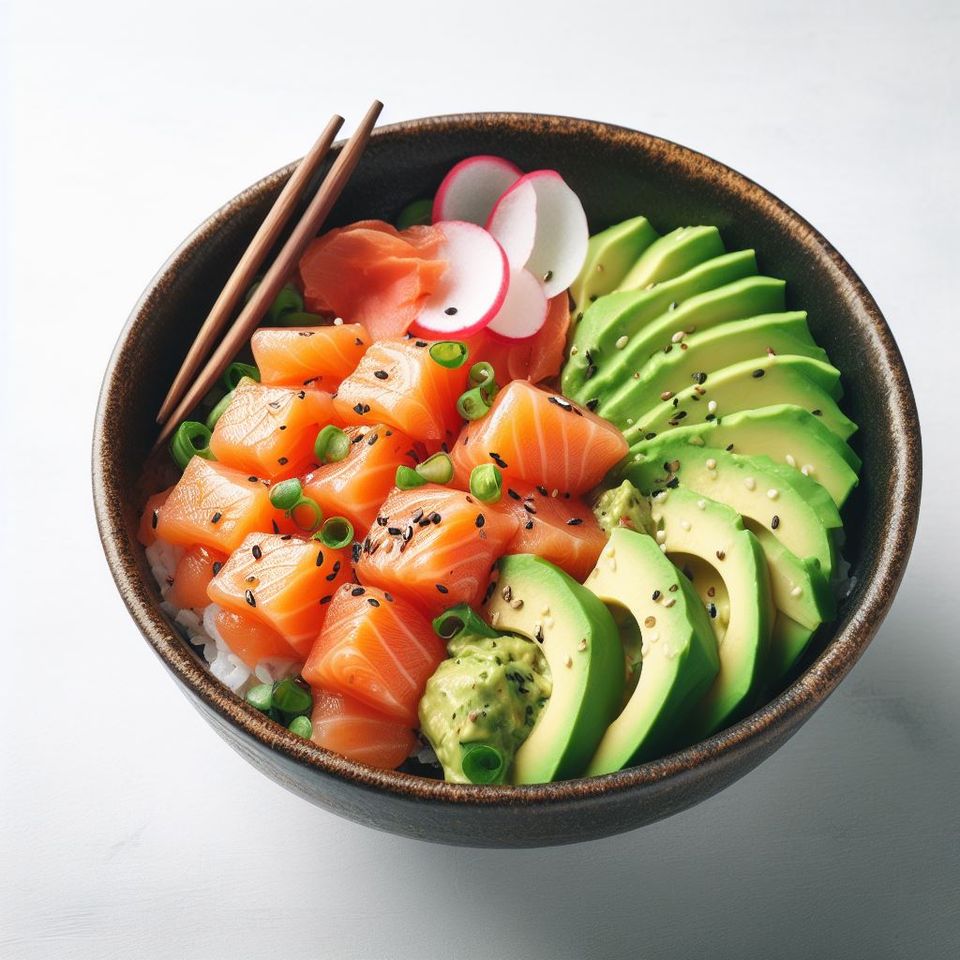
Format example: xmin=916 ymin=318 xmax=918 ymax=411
xmin=205 ymin=390 xmax=234 ymax=431
xmin=269 ymin=478 xmax=303 ymax=512
xmin=314 ymin=425 xmax=350 ymax=464
xmin=271 ymin=678 xmax=313 ymax=719
xmin=288 ymin=715 xmax=313 ymax=738
xmin=461 ymin=742 xmax=506 ymax=785
xmin=457 ymin=385 xmax=492 ymax=421
xmin=432 ymin=603 xmax=499 ymax=641
xmin=468 ymin=361 xmax=495 ymax=388
xmin=396 ymin=465 xmax=428 ymax=490
xmin=245 ymin=683 xmax=273 ymax=713
xmin=469 ymin=464 xmax=503 ymax=503
xmin=416 ymin=452 xmax=453 ymax=485
xmin=170 ymin=421 xmax=214 ymax=471
xmin=222 ymin=362 xmax=260 ymax=392
xmin=317 ymin=516 xmax=353 ymax=550
xmin=429 ymin=340 xmax=468 ymax=369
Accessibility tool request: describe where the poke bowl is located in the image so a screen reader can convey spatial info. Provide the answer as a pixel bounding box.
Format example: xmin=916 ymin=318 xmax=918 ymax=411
xmin=93 ymin=112 xmax=921 ymax=847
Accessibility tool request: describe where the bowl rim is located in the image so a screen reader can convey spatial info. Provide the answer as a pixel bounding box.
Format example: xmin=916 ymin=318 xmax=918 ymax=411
xmin=93 ymin=111 xmax=922 ymax=807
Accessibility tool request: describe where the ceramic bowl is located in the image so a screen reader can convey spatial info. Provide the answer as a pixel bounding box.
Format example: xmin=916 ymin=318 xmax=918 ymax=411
xmin=93 ymin=113 xmax=921 ymax=847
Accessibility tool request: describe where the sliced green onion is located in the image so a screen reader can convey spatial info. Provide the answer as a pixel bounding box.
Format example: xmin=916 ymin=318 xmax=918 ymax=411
xmin=314 ymin=425 xmax=350 ymax=464
xmin=205 ymin=390 xmax=234 ymax=431
xmin=222 ymin=362 xmax=260 ymax=392
xmin=461 ymin=743 xmax=506 ymax=785
xmin=317 ymin=516 xmax=354 ymax=550
xmin=395 ymin=198 xmax=433 ymax=230
xmin=275 ymin=310 xmax=324 ymax=328
xmin=433 ymin=604 xmax=499 ymax=641
xmin=469 ymin=464 xmax=503 ymax=503
xmin=271 ymin=678 xmax=313 ymax=718
xmin=396 ymin=465 xmax=428 ymax=490
xmin=457 ymin=385 xmax=492 ymax=421
xmin=429 ymin=340 xmax=468 ymax=369
xmin=267 ymin=284 xmax=304 ymax=322
xmin=468 ymin=361 xmax=495 ymax=388
xmin=288 ymin=715 xmax=313 ymax=738
xmin=170 ymin=421 xmax=214 ymax=471
xmin=269 ymin=478 xmax=304 ymax=512
xmin=288 ymin=497 xmax=323 ymax=533
xmin=246 ymin=683 xmax=273 ymax=713
xmin=415 ymin=452 xmax=453 ymax=485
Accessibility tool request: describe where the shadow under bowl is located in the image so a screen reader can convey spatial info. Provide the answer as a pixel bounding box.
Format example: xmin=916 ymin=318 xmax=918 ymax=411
xmin=93 ymin=113 xmax=921 ymax=848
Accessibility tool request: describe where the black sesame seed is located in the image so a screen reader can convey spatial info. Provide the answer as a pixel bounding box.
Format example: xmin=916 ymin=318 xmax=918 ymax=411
xmin=536 ymin=484 xmax=548 ymax=496
xmin=523 ymin=501 xmax=537 ymax=514
xmin=248 ymin=476 xmax=258 ymax=483
xmin=444 ymin=306 xmax=458 ymax=316
xmin=320 ymin=595 xmax=332 ymax=605
xmin=430 ymin=512 xmax=441 ymax=525
xmin=812 ymin=409 xmax=823 ymax=416
xmin=475 ymin=514 xmax=485 ymax=528
xmin=278 ymin=457 xmax=288 ymax=465
xmin=586 ymin=398 xmax=599 ymax=411
xmin=436 ymin=583 xmax=449 ymax=594
xmin=151 ymin=509 xmax=159 ymax=529
xmin=210 ymin=511 xmax=222 ymax=524
xmin=353 ymin=403 xmax=365 ymax=415
xmin=279 ymin=425 xmax=287 ymax=431
xmin=280 ymin=534 xmax=292 ymax=541
xmin=483 ymin=580 xmax=497 ymax=603
xmin=566 ymin=517 xmax=583 ymax=526
xmin=507 ymin=488 xmax=521 ymax=500
xmin=705 ymin=414 xmax=716 ymax=422
xmin=716 ymin=550 xmax=726 ymax=561
xmin=584 ymin=364 xmax=597 ymax=381
xmin=354 ymin=337 xmax=363 ymax=346
xmin=374 ymin=370 xmax=389 ymax=380
xmin=725 ymin=443 xmax=734 ymax=451
xmin=652 ymin=590 xmax=661 ymax=600
xmin=708 ymin=603 xmax=717 ymax=618
xmin=411 ymin=508 xmax=424 ymax=523
xmin=351 ymin=586 xmax=365 ymax=596
xmin=297 ymin=390 xmax=306 ymax=400
xmin=693 ymin=371 xmax=707 ymax=384
xmin=415 ymin=340 xmax=428 ymax=348
xmin=645 ymin=432 xmax=657 ymax=440
xmin=245 ymin=589 xmax=256 ymax=607
xmin=325 ymin=561 xmax=341 ymax=581
xmin=403 ymin=525 xmax=414 ymax=541
xmin=771 ymin=515 xmax=781 ymax=529
xmin=524 ymin=519 xmax=534 ymax=530
xmin=212 ymin=561 xmax=222 ymax=575
xmin=271 ymin=519 xmax=280 ymax=534
xmin=362 ymin=404 xmax=370 ymax=414
xmin=388 ymin=526 xmax=402 ymax=536
xmin=252 ymin=544 xmax=262 ymax=560
xmin=752 ymin=369 xmax=765 ymax=379
xmin=367 ymin=432 xmax=379 ymax=446
xmin=384 ymin=592 xmax=394 ymax=602
xmin=543 ymin=270 xmax=553 ymax=282
xmin=315 ymin=549 xmax=325 ymax=567
xmin=353 ymin=542 xmax=363 ymax=563
xmin=368 ymin=597 xmax=381 ymax=607
xmin=665 ymin=476 xmax=680 ymax=489
xmin=489 ymin=452 xmax=508 ymax=469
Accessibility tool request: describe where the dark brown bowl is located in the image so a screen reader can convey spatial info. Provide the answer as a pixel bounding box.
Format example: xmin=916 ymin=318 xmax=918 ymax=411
xmin=93 ymin=113 xmax=921 ymax=847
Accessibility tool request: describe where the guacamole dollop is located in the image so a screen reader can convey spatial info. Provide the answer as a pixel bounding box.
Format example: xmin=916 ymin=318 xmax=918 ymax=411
xmin=593 ymin=479 xmax=655 ymax=537
xmin=419 ymin=633 xmax=551 ymax=784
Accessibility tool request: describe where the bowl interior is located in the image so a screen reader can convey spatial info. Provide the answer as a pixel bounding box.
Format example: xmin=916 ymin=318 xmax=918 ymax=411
xmin=95 ymin=114 xmax=920 ymax=815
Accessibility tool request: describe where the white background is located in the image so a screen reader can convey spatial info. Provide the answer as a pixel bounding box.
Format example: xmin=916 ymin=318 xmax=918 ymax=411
xmin=3 ymin=1 xmax=958 ymax=957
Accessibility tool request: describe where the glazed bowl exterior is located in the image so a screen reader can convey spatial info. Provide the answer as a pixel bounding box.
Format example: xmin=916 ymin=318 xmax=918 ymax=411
xmin=93 ymin=113 xmax=921 ymax=847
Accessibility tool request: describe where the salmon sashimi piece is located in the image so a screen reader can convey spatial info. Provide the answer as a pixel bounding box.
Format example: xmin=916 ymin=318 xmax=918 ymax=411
xmin=302 ymin=583 xmax=445 ymax=724
xmin=464 ymin=293 xmax=570 ymax=385
xmin=206 ymin=533 xmax=354 ymax=657
xmin=333 ymin=338 xmax=470 ymax=444
xmin=449 ymin=380 xmax=629 ymax=496
xmin=302 ymin=424 xmax=418 ymax=537
xmin=309 ymin=688 xmax=416 ymax=770
xmin=498 ymin=483 xmax=606 ymax=582
xmin=211 ymin=606 xmax=300 ymax=669
xmin=209 ymin=377 xmax=335 ymax=480
xmin=252 ymin=323 xmax=370 ymax=389
xmin=138 ymin=486 xmax=173 ymax=546
xmin=156 ymin=458 xmax=275 ymax=554
xmin=299 ymin=221 xmax=447 ymax=341
xmin=354 ymin=485 xmax=519 ymax=616
xmin=166 ymin=544 xmax=227 ymax=610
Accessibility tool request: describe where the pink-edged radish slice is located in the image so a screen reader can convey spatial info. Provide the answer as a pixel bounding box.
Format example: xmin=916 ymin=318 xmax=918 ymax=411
xmin=432 ymin=155 xmax=522 ymax=226
xmin=411 ymin=221 xmax=509 ymax=338
xmin=485 ymin=267 xmax=549 ymax=342
xmin=486 ymin=179 xmax=538 ymax=269
xmin=518 ymin=170 xmax=589 ymax=298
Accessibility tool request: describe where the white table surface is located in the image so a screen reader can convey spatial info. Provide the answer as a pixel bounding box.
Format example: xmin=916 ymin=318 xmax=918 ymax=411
xmin=4 ymin=1 xmax=958 ymax=957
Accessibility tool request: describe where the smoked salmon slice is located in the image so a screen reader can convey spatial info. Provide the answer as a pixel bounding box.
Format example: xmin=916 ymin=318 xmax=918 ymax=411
xmin=299 ymin=220 xmax=447 ymax=341
xmin=156 ymin=458 xmax=275 ymax=554
xmin=333 ymin=338 xmax=470 ymax=444
xmin=212 ymin=606 xmax=300 ymax=669
xmin=252 ymin=323 xmax=370 ymax=389
xmin=138 ymin=486 xmax=173 ymax=546
xmin=498 ymin=482 xmax=606 ymax=582
xmin=302 ymin=583 xmax=445 ymax=725
xmin=449 ymin=380 xmax=628 ymax=496
xmin=302 ymin=424 xmax=417 ymax=536
xmin=354 ymin=485 xmax=519 ymax=616
xmin=309 ymin=688 xmax=416 ymax=770
xmin=464 ymin=293 xmax=570 ymax=385
xmin=166 ymin=544 xmax=227 ymax=610
xmin=210 ymin=377 xmax=336 ymax=481
xmin=207 ymin=532 xmax=353 ymax=657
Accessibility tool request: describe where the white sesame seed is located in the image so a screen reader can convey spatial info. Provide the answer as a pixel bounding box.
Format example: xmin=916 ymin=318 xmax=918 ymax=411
xmin=707 ymin=400 xmax=718 ymax=414
xmin=767 ymin=489 xmax=779 ymax=500
xmin=785 ymin=454 xmax=796 ymax=467
xmin=565 ymin=656 xmax=573 ymax=668
xmin=697 ymin=499 xmax=707 ymax=510
xmin=615 ymin=335 xmax=629 ymax=349
xmin=706 ymin=458 xmax=717 ymax=470
xmin=802 ymin=464 xmax=815 ymax=476
xmin=744 ymin=477 xmax=756 ymax=490
xmin=333 ymin=317 xmax=344 ymax=326
xmin=790 ymin=586 xmax=803 ymax=597
xmin=671 ymin=330 xmax=685 ymax=343
xmin=656 ymin=529 xmax=667 ymax=543
xmin=660 ymin=543 xmax=668 ymax=553
xmin=663 ymin=597 xmax=676 ymax=608
xmin=681 ymin=519 xmax=692 ymax=531
xmin=570 ymin=346 xmax=579 ymax=356
xmin=690 ymin=436 xmax=705 ymax=446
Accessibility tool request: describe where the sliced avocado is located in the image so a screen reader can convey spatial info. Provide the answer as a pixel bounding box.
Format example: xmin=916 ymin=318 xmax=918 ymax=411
xmin=620 ymin=312 xmax=826 ymax=417
xmin=761 ymin=461 xmax=843 ymax=532
xmin=562 ymin=250 xmax=758 ymax=401
xmin=767 ymin=613 xmax=817 ymax=689
xmin=618 ymin=226 xmax=726 ymax=292
xmin=676 ymin=553 xmax=731 ymax=639
xmin=569 ymin=216 xmax=660 ymax=317
xmin=582 ymin=275 xmax=787 ymax=411
xmin=626 ymin=405 xmax=860 ymax=508
xmin=482 ymin=555 xmax=624 ymax=783
xmin=748 ymin=524 xmax=835 ymax=629
xmin=649 ymin=487 xmax=772 ymax=736
xmin=627 ymin=354 xmax=855 ymax=446
xmin=622 ymin=440 xmax=837 ymax=580
xmin=584 ymin=529 xmax=719 ymax=773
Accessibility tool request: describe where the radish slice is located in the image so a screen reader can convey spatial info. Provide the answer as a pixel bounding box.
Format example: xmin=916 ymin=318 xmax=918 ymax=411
xmin=485 ymin=267 xmax=549 ymax=342
xmin=432 ymin=155 xmax=522 ymax=226
xmin=411 ymin=221 xmax=509 ymax=338
xmin=486 ymin=179 xmax=538 ymax=269
xmin=518 ymin=170 xmax=589 ymax=298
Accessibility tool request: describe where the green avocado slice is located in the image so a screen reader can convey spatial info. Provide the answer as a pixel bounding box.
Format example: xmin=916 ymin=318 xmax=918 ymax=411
xmin=649 ymin=487 xmax=773 ymax=737
xmin=581 ymin=275 xmax=787 ymax=411
xmin=618 ymin=226 xmax=726 ymax=292
xmin=562 ymin=250 xmax=759 ymax=401
xmin=569 ymin=216 xmax=660 ymax=318
xmin=625 ymin=405 xmax=860 ymax=508
xmin=584 ymin=529 xmax=719 ymax=773
xmin=482 ymin=555 xmax=624 ymax=783
xmin=623 ymin=441 xmax=837 ymax=581
xmin=767 ymin=613 xmax=817 ymax=690
xmin=627 ymin=354 xmax=855 ymax=446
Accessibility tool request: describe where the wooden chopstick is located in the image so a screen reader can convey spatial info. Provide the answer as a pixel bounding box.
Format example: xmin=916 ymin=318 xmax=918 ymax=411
xmin=154 ymin=99 xmax=384 ymax=449
xmin=156 ymin=113 xmax=345 ymax=425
